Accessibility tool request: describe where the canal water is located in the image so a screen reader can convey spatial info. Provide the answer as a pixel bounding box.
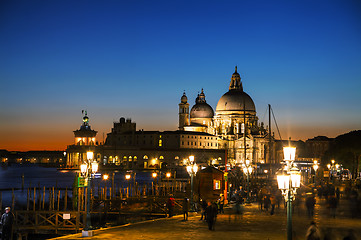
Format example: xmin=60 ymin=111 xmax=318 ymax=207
xmin=0 ymin=164 xmax=155 ymax=207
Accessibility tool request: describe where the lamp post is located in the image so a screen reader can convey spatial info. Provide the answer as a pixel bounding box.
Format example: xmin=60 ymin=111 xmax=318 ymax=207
xmin=313 ymin=160 xmax=319 ymax=184
xmin=242 ymin=159 xmax=253 ymax=203
xmin=277 ymin=147 xmax=301 ymax=240
xmin=186 ymin=155 xmax=198 ymax=212
xmin=80 ymin=151 xmax=98 ymax=237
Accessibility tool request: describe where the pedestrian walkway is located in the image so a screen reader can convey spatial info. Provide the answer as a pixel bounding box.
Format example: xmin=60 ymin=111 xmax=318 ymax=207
xmin=51 ymin=201 xmax=361 ymax=240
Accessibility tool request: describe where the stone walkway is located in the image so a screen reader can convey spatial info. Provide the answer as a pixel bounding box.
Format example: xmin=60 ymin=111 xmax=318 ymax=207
xmin=51 ymin=199 xmax=361 ymax=240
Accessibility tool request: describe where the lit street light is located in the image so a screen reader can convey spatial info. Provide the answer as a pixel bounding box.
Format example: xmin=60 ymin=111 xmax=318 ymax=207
xmin=186 ymin=155 xmax=198 ymax=212
xmin=313 ymin=160 xmax=319 ymax=183
xmin=277 ymin=146 xmax=301 ymax=240
xmin=80 ymin=151 xmax=98 ymax=237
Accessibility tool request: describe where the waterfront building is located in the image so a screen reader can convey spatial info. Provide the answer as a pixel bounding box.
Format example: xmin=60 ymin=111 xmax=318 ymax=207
xmin=65 ymin=67 xmax=276 ymax=169
xmin=66 ymin=111 xmax=99 ymax=168
xmin=181 ymin=67 xmax=274 ymax=166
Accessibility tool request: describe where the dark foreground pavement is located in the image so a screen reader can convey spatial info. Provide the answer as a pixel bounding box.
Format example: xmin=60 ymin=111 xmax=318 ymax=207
xmin=51 ymin=198 xmax=361 ymax=240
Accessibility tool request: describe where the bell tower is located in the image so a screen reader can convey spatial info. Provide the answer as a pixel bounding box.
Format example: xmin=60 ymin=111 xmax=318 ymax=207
xmin=178 ymin=91 xmax=189 ymax=130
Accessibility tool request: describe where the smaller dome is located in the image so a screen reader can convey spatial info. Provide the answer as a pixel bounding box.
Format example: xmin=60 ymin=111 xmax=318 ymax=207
xmin=190 ymin=89 xmax=214 ymax=119
xmin=190 ymin=103 xmax=214 ymax=118
xmin=181 ymin=91 xmax=188 ymax=103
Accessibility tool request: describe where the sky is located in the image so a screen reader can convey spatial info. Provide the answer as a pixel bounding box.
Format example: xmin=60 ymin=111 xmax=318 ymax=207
xmin=0 ymin=0 xmax=361 ymax=151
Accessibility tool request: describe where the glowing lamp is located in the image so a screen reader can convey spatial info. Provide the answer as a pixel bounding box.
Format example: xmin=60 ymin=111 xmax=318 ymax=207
xmin=80 ymin=163 xmax=87 ymax=176
xmin=289 ymin=167 xmax=301 ymax=188
xmin=193 ymin=164 xmax=198 ymax=174
xmin=283 ymin=147 xmax=296 ymax=161
xmin=152 ymin=172 xmax=158 ymax=178
xmin=186 ymin=165 xmax=192 ymax=175
xmin=91 ymin=161 xmax=98 ymax=173
xmin=166 ymin=172 xmax=171 ymax=178
xmin=125 ymin=174 xmax=131 ymax=180
xmin=277 ymin=174 xmax=290 ymax=190
xmin=313 ymin=164 xmax=319 ymax=172
xmin=87 ymin=151 xmax=94 ymax=160
xmin=189 ymin=155 xmax=194 ymax=164
xmin=103 ymin=174 xmax=109 ymax=180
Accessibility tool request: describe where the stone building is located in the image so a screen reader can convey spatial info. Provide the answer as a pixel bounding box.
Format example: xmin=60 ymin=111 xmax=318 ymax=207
xmin=180 ymin=67 xmax=273 ymax=167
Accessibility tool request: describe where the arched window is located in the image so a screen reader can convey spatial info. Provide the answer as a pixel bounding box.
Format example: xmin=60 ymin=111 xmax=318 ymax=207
xmin=159 ymin=156 xmax=164 ymax=160
xmin=143 ymin=155 xmax=148 ymax=160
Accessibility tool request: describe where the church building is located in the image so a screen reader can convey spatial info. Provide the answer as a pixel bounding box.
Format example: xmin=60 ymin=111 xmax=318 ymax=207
xmin=179 ymin=67 xmax=273 ymax=167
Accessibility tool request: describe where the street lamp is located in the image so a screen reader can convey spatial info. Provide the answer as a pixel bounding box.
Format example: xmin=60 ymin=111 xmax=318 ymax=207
xmin=186 ymin=155 xmax=198 ymax=212
xmin=80 ymin=151 xmax=98 ymax=237
xmin=277 ymin=147 xmax=301 ymax=240
xmin=242 ymin=159 xmax=253 ymax=203
xmin=313 ymin=160 xmax=319 ymax=183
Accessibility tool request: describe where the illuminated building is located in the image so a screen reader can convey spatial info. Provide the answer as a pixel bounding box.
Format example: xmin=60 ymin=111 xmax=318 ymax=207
xmin=66 ymin=111 xmax=99 ymax=167
xmin=181 ymin=67 xmax=273 ymax=166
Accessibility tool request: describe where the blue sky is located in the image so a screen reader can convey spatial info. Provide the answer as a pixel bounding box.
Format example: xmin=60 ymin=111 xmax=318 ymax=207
xmin=1 ymin=0 xmax=360 ymax=150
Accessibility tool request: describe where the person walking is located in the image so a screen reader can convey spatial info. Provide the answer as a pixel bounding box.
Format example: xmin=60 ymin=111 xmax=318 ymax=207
xmin=328 ymin=194 xmax=338 ymax=218
xmin=166 ymin=195 xmax=175 ymax=218
xmin=270 ymin=194 xmax=276 ymax=215
xmin=200 ymin=199 xmax=207 ymax=221
xmin=305 ymin=194 xmax=316 ymax=218
xmin=305 ymin=221 xmax=321 ymax=240
xmin=263 ymin=195 xmax=270 ymax=213
xmin=0 ymin=207 xmax=15 ymax=240
xmin=219 ymin=194 xmax=225 ymax=214
xmin=205 ymin=201 xmax=217 ymax=230
xmin=182 ymin=197 xmax=189 ymax=221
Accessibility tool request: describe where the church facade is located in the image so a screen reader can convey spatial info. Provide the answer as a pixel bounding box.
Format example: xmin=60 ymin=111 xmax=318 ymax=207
xmin=179 ymin=67 xmax=273 ymax=167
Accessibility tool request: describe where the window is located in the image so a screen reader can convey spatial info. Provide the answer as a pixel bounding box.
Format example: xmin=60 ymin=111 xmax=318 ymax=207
xmin=143 ymin=155 xmax=148 ymax=160
xmin=159 ymin=139 xmax=162 ymax=147
xmin=214 ymin=180 xmax=221 ymax=190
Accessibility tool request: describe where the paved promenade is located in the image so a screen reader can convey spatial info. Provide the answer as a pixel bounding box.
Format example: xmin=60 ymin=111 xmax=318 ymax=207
xmin=51 ymin=199 xmax=361 ymax=240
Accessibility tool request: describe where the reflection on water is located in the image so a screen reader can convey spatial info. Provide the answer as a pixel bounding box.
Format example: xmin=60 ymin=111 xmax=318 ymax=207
xmin=0 ymin=164 xmax=154 ymax=207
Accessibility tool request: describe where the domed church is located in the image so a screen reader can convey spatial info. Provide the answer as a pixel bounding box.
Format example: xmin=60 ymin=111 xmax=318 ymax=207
xmin=179 ymin=67 xmax=271 ymax=166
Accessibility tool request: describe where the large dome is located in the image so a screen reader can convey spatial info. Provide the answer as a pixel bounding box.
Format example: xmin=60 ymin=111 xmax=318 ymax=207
xmin=216 ymin=89 xmax=256 ymax=113
xmin=216 ymin=67 xmax=256 ymax=113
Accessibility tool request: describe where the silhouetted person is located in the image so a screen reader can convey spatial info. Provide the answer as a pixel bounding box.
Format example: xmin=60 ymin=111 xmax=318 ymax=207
xmin=205 ymin=201 xmax=217 ymax=230
xmin=200 ymin=199 xmax=207 ymax=221
xmin=219 ymin=194 xmax=225 ymax=214
xmin=305 ymin=221 xmax=321 ymax=240
xmin=263 ymin=195 xmax=270 ymax=212
xmin=270 ymin=194 xmax=276 ymax=215
xmin=328 ymin=194 xmax=338 ymax=218
xmin=305 ymin=195 xmax=316 ymax=218
xmin=0 ymin=207 xmax=14 ymax=240
xmin=166 ymin=195 xmax=175 ymax=217
xmin=182 ymin=197 xmax=189 ymax=220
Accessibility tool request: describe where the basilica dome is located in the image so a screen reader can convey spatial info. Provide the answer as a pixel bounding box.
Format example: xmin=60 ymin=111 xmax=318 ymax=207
xmin=215 ymin=67 xmax=256 ymax=113
xmin=216 ymin=89 xmax=255 ymax=112
xmin=190 ymin=89 xmax=214 ymax=119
